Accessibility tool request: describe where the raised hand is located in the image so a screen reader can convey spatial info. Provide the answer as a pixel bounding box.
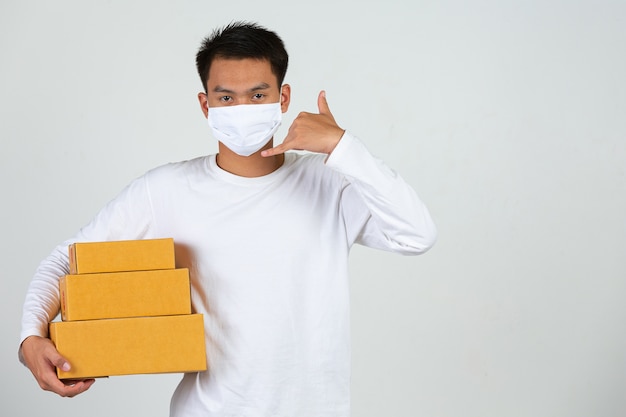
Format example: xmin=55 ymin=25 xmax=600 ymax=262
xmin=262 ymin=90 xmax=345 ymax=157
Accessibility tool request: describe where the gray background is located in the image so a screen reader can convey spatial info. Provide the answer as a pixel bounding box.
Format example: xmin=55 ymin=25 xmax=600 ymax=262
xmin=2 ymin=0 xmax=625 ymax=416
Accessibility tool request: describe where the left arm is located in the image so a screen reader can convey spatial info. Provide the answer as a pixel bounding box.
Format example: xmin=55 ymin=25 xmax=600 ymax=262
xmin=326 ymin=132 xmax=437 ymax=254
xmin=263 ymin=90 xmax=437 ymax=254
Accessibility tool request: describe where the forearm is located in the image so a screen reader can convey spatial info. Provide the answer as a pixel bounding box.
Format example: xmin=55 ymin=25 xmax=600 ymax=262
xmin=19 ymin=240 xmax=73 ymax=363
xmin=20 ymin=175 xmax=155 ymax=355
xmin=327 ymin=132 xmax=437 ymax=254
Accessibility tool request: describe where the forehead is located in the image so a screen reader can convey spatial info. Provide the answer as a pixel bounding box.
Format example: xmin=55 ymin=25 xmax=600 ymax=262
xmin=207 ymin=57 xmax=277 ymax=90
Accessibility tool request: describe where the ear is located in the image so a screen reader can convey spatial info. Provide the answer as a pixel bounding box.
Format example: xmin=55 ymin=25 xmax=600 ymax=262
xmin=198 ymin=92 xmax=209 ymax=118
xmin=280 ymin=84 xmax=291 ymax=113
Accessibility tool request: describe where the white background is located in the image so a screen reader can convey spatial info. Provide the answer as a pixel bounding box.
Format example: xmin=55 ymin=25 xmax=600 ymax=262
xmin=1 ymin=1 xmax=625 ymax=416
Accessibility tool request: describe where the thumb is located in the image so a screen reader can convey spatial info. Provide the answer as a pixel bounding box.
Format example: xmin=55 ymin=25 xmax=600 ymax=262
xmin=317 ymin=90 xmax=331 ymax=115
xmin=48 ymin=349 xmax=71 ymax=372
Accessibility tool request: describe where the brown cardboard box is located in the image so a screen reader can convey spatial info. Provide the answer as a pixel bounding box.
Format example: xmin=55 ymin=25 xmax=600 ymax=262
xmin=49 ymin=314 xmax=207 ymax=379
xmin=69 ymin=238 xmax=176 ymax=275
xmin=60 ymin=268 xmax=191 ymax=321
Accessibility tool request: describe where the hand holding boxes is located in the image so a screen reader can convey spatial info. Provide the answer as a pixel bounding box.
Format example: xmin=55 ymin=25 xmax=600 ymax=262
xmin=49 ymin=238 xmax=207 ymax=379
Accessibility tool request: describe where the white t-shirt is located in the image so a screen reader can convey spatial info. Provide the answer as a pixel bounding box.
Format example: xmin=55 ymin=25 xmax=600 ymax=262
xmin=20 ymin=132 xmax=437 ymax=417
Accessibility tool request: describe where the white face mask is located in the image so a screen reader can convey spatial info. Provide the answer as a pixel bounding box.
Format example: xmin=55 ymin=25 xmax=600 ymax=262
xmin=207 ymin=101 xmax=282 ymax=156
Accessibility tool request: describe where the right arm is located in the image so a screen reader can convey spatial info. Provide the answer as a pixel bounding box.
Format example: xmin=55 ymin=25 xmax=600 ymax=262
xmin=19 ymin=238 xmax=91 ymax=397
xmin=19 ymin=174 xmax=155 ymax=396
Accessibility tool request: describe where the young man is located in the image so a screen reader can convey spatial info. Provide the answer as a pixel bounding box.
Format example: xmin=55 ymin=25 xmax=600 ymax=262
xmin=19 ymin=22 xmax=437 ymax=416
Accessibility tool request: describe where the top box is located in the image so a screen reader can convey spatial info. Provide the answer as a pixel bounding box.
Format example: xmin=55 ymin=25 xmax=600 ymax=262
xmin=69 ymin=238 xmax=176 ymax=274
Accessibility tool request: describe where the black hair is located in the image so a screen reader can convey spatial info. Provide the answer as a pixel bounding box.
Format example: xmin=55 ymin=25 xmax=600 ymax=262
xmin=196 ymin=21 xmax=289 ymax=92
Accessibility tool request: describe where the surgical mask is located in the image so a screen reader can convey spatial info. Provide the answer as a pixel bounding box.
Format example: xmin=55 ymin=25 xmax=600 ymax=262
xmin=207 ymin=101 xmax=282 ymax=156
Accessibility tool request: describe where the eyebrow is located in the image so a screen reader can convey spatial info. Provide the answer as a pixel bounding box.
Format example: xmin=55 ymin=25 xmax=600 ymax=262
xmin=212 ymin=83 xmax=272 ymax=94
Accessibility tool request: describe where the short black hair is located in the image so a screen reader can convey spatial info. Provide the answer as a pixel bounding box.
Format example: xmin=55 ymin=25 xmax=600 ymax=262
xmin=196 ymin=21 xmax=289 ymax=92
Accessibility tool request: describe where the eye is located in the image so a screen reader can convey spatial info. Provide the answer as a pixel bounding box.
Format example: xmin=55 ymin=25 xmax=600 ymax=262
xmin=219 ymin=95 xmax=232 ymax=102
xmin=252 ymin=93 xmax=265 ymax=100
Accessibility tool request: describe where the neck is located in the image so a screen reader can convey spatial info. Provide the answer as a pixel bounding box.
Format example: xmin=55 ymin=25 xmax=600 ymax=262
xmin=216 ymin=140 xmax=284 ymax=177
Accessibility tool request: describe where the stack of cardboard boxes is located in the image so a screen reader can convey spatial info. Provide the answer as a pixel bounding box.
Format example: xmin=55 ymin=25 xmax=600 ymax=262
xmin=49 ymin=238 xmax=207 ymax=379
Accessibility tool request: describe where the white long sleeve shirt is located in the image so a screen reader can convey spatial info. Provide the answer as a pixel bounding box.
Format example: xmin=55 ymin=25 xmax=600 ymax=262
xmin=20 ymin=132 xmax=436 ymax=417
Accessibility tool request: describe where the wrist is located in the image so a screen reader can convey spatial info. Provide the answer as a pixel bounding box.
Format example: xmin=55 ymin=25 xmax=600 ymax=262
xmin=326 ymin=128 xmax=346 ymax=155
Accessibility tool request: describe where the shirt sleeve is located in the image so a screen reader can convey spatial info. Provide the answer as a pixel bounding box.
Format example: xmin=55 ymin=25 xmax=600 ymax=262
xmin=19 ymin=174 xmax=155 ymax=353
xmin=325 ymin=131 xmax=437 ymax=255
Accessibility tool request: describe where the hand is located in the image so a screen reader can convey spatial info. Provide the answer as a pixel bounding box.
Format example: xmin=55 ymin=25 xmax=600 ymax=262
xmin=20 ymin=335 xmax=95 ymax=397
xmin=262 ymin=90 xmax=345 ymax=157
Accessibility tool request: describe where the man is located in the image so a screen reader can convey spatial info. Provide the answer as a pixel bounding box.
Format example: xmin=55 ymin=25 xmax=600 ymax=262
xmin=20 ymin=21 xmax=437 ymax=416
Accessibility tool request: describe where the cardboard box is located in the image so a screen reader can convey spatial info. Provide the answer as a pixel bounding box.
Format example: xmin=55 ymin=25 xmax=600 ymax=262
xmin=49 ymin=314 xmax=207 ymax=379
xmin=69 ymin=238 xmax=176 ymax=275
xmin=60 ymin=268 xmax=191 ymax=321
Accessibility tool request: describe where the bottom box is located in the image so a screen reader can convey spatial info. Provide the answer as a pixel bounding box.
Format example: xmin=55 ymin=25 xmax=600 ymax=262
xmin=49 ymin=314 xmax=207 ymax=379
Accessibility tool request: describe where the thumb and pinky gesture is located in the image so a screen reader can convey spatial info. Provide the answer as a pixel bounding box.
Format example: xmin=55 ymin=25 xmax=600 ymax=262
xmin=262 ymin=90 xmax=345 ymax=157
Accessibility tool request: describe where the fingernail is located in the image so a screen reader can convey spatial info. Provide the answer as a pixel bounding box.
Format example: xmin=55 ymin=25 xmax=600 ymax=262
xmin=62 ymin=362 xmax=71 ymax=371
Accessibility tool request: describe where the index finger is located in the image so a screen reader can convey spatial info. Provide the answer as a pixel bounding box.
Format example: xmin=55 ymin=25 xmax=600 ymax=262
xmin=54 ymin=378 xmax=96 ymax=398
xmin=39 ymin=361 xmax=95 ymax=397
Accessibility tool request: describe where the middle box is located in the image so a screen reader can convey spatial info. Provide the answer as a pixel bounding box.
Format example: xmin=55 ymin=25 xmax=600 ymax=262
xmin=60 ymin=268 xmax=191 ymax=321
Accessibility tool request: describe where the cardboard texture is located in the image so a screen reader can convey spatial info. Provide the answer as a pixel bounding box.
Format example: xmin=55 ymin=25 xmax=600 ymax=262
xmin=69 ymin=238 xmax=176 ymax=274
xmin=60 ymin=268 xmax=191 ymax=321
xmin=50 ymin=314 xmax=207 ymax=379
